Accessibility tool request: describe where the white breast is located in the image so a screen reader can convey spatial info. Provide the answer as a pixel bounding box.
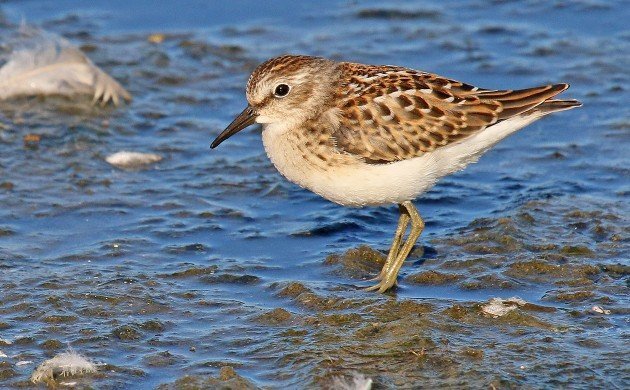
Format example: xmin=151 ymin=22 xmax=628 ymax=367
xmin=261 ymin=113 xmax=543 ymax=207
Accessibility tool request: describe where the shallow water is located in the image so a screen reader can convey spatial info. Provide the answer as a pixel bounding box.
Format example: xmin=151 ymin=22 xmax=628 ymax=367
xmin=0 ymin=0 xmax=628 ymax=388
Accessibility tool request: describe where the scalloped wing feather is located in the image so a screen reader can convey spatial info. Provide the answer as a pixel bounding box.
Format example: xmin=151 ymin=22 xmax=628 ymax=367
xmin=333 ymin=62 xmax=578 ymax=163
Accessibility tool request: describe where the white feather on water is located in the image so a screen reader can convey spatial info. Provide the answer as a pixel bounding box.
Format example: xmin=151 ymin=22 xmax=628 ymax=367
xmin=329 ymin=373 xmax=373 ymax=390
xmin=481 ymin=297 xmax=527 ymax=318
xmin=106 ymin=151 xmax=163 ymax=169
xmin=0 ymin=26 xmax=131 ymax=106
xmin=31 ymin=349 xmax=97 ymax=384
xmin=591 ymin=305 xmax=611 ymax=315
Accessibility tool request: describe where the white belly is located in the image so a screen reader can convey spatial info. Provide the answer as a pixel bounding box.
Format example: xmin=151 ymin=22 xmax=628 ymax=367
xmin=261 ymin=113 xmax=543 ymax=207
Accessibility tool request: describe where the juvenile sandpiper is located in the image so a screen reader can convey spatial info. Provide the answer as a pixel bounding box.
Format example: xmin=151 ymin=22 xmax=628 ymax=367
xmin=210 ymin=55 xmax=581 ymax=293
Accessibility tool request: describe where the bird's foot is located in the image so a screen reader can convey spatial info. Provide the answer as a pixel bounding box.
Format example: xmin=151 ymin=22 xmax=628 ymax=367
xmin=363 ymin=276 xmax=397 ymax=293
xmin=366 ymin=270 xmax=385 ymax=282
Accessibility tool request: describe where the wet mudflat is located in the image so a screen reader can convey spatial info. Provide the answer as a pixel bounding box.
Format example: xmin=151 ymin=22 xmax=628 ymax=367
xmin=0 ymin=0 xmax=628 ymax=388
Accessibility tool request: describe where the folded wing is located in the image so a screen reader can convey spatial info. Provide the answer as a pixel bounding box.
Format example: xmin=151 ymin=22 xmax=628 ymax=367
xmin=333 ymin=63 xmax=579 ymax=164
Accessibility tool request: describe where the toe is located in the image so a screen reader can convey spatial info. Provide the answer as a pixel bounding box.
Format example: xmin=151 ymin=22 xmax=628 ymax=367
xmin=363 ymin=278 xmax=397 ymax=293
xmin=367 ymin=273 xmax=383 ymax=282
xmin=363 ymin=283 xmax=381 ymax=292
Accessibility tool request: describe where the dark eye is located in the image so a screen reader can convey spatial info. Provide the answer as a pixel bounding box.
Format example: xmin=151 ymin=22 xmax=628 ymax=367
xmin=274 ymin=83 xmax=290 ymax=97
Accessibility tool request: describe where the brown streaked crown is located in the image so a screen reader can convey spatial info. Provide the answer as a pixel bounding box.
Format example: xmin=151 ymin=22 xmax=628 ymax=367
xmin=244 ymin=55 xmax=340 ymax=124
xmin=246 ymin=55 xmax=320 ymax=97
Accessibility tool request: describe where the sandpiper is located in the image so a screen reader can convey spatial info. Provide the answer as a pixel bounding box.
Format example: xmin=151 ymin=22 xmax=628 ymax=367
xmin=211 ymin=55 xmax=581 ymax=293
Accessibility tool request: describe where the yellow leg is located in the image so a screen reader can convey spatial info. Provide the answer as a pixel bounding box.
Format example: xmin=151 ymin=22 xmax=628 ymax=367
xmin=365 ymin=201 xmax=425 ymax=293
xmin=370 ymin=204 xmax=409 ymax=281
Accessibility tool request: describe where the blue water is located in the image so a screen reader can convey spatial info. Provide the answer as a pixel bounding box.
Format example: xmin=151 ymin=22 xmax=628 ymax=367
xmin=0 ymin=0 xmax=628 ymax=388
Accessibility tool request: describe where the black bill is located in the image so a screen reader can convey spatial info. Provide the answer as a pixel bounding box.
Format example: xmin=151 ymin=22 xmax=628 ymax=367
xmin=210 ymin=106 xmax=257 ymax=149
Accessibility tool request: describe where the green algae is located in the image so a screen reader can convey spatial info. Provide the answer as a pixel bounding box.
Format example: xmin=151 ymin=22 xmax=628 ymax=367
xmin=40 ymin=339 xmax=63 ymax=351
xmin=324 ymin=245 xmax=385 ymax=277
xmin=143 ymin=351 xmax=184 ymax=367
xmin=460 ymin=274 xmax=515 ymax=290
xmin=559 ymin=245 xmax=595 ymax=257
xmin=165 ymin=265 xmax=218 ymax=278
xmin=253 ymin=308 xmax=292 ymax=325
xmin=547 ymin=290 xmax=595 ymax=302
xmin=461 ymin=347 xmax=484 ymax=359
xmin=201 ymin=273 xmax=261 ymax=285
xmin=506 ymin=260 xmax=600 ymax=281
xmin=157 ymin=366 xmax=257 ymax=390
xmin=275 ymin=282 xmax=366 ymax=311
xmin=600 ymin=263 xmax=630 ymax=278
xmin=0 ymin=364 xmax=17 ymax=381
xmin=42 ymin=314 xmax=77 ymax=324
xmin=112 ymin=325 xmax=142 ymax=341
xmin=140 ymin=320 xmax=166 ymax=332
xmin=407 ymin=270 xmax=463 ymax=285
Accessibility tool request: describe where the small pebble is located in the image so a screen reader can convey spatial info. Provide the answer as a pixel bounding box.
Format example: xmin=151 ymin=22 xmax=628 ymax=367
xmin=23 ymin=133 xmax=41 ymax=147
xmin=148 ymin=33 xmax=166 ymax=44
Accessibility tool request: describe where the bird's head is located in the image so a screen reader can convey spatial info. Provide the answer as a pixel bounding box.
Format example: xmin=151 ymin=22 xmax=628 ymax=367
xmin=211 ymin=55 xmax=339 ymax=148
